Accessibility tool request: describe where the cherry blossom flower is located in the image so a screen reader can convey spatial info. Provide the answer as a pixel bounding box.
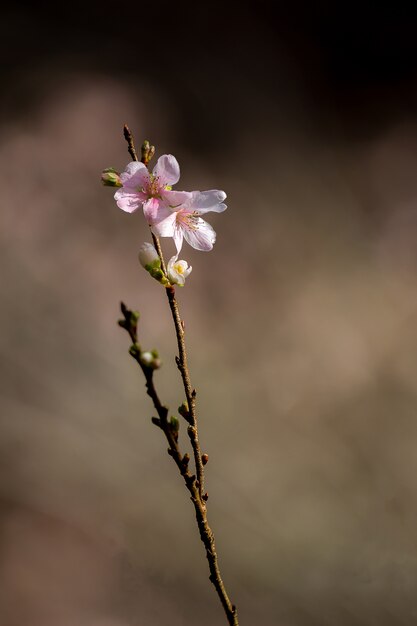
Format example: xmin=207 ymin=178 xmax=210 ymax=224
xmin=167 ymin=256 xmax=192 ymax=286
xmin=153 ymin=190 xmax=227 ymax=253
xmin=113 ymin=154 xmax=227 ymax=254
xmin=114 ymin=155 xmax=191 ymax=226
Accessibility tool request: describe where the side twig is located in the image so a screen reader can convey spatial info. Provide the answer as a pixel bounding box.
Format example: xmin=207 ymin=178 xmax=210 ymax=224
xmin=119 ymin=303 xmax=239 ymax=625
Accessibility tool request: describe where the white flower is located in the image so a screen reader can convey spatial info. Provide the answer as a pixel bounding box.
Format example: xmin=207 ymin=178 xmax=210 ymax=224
xmin=167 ymin=256 xmax=192 ymax=287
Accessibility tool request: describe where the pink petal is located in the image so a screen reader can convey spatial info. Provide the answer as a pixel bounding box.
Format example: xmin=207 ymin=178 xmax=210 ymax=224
xmin=153 ymin=155 xmax=180 ymax=187
xmin=143 ymin=197 xmax=161 ymax=223
xmin=163 ymin=189 xmax=193 ymax=209
xmin=183 ymin=218 xmax=216 ymax=251
xmin=173 ymin=224 xmax=184 ymax=253
xmin=152 ymin=211 xmax=177 ymax=238
xmin=190 ymin=190 xmax=227 ymax=214
xmin=120 ymin=161 xmax=149 ymax=189
xmin=146 ymin=200 xmax=173 ymax=226
xmin=114 ymin=188 xmax=142 ymax=213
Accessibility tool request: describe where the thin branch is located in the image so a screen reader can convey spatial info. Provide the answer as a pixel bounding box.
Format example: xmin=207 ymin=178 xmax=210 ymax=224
xmin=151 ymin=232 xmax=168 ymax=277
xmin=165 ymin=285 xmax=205 ymax=497
xmin=119 ymin=309 xmax=238 ymax=626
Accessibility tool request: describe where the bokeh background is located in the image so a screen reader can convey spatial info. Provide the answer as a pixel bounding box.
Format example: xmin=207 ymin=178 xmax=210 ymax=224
xmin=1 ymin=2 xmax=417 ymax=624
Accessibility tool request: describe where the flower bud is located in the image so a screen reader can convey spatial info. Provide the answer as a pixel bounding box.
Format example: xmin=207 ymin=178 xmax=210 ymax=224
xmin=141 ymin=140 xmax=155 ymax=165
xmin=167 ymin=256 xmax=192 ymax=287
xmin=140 ymin=350 xmax=161 ymax=370
xmin=139 ymin=244 xmax=170 ymax=285
xmin=170 ymin=416 xmax=180 ymax=433
xmin=101 ymin=168 xmax=122 ymax=187
xmin=139 ymin=242 xmax=160 ymax=270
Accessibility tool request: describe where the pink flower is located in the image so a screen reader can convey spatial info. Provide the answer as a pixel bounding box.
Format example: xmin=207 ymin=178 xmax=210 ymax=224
xmin=114 ymin=154 xmax=227 ymax=253
xmin=114 ymin=155 xmax=191 ymax=226
xmin=153 ymin=190 xmax=227 ymax=253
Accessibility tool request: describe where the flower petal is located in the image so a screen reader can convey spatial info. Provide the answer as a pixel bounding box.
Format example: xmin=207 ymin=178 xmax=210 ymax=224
xmin=173 ymin=224 xmax=184 ymax=253
xmin=183 ymin=218 xmax=216 ymax=251
xmin=114 ymin=188 xmax=143 ymax=213
xmin=152 ymin=211 xmax=177 ymax=237
xmin=143 ymin=197 xmax=161 ymax=223
xmin=153 ymin=155 xmax=180 ymax=186
xmin=120 ymin=161 xmax=149 ymax=189
xmin=190 ymin=190 xmax=227 ymax=214
xmin=163 ymin=189 xmax=193 ymax=209
xmin=167 ymin=256 xmax=192 ymax=286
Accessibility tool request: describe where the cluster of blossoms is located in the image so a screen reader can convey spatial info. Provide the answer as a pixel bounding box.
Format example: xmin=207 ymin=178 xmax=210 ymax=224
xmin=102 ymin=153 xmax=226 ymax=286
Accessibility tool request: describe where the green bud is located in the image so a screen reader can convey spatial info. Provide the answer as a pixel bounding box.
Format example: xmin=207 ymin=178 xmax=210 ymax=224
xmin=129 ymin=344 xmax=140 ymax=358
xmin=170 ymin=416 xmax=180 ymax=432
xmin=141 ymin=140 xmax=155 ymax=166
xmin=178 ymin=402 xmax=191 ymax=422
xmin=101 ymin=168 xmax=122 ymax=187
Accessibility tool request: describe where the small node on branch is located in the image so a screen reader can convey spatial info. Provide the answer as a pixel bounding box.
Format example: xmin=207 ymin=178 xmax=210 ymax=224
xmin=169 ymin=416 xmax=180 ymax=442
xmin=202 ymin=492 xmax=209 ymax=502
xmin=202 ymin=453 xmax=209 ymax=466
xmin=187 ymin=425 xmax=196 ymax=440
xmin=129 ymin=344 xmax=140 ymax=359
xmin=119 ymin=302 xmax=140 ymax=343
xmin=191 ymin=389 xmax=197 ymax=399
xmin=181 ymin=453 xmax=190 ymax=467
xmin=178 ymin=401 xmax=191 ymax=423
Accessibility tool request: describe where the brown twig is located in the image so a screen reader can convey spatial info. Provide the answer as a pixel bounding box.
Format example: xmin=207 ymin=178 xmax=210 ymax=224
xmin=165 ymin=285 xmax=205 ymax=497
xmin=123 ymin=124 xmax=138 ymax=162
xmin=119 ymin=305 xmax=238 ymax=625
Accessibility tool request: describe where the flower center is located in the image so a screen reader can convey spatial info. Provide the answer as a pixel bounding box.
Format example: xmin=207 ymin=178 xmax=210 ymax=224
xmin=177 ymin=210 xmax=199 ymax=231
xmin=174 ymin=262 xmax=186 ymax=275
xmin=143 ymin=174 xmax=161 ymax=198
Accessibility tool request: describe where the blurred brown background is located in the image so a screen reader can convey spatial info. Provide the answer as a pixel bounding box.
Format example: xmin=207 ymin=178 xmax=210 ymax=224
xmin=1 ymin=2 xmax=417 ymax=624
